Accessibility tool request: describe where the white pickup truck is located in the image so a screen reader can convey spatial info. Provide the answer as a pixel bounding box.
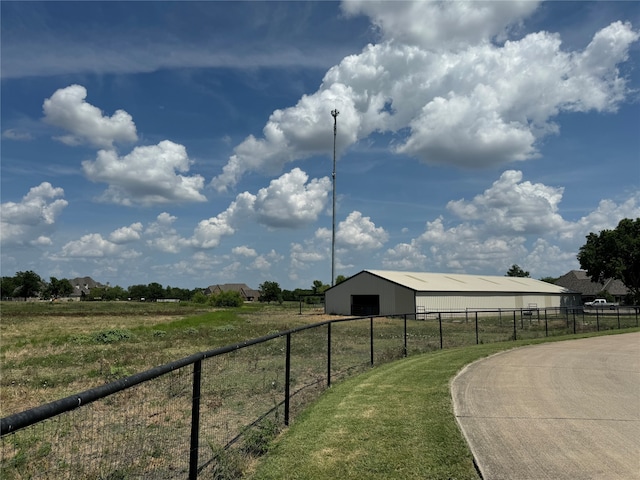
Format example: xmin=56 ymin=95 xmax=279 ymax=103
xmin=584 ymin=298 xmax=618 ymax=309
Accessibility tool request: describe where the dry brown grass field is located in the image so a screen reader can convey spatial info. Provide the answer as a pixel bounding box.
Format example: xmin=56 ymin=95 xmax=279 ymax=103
xmin=0 ymin=301 xmax=361 ymax=479
xmin=0 ymin=301 xmax=332 ymax=417
xmin=2 ymin=301 xmax=635 ymax=418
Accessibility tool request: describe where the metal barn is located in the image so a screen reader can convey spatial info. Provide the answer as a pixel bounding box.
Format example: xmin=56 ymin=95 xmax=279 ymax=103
xmin=325 ymin=270 xmax=580 ymax=316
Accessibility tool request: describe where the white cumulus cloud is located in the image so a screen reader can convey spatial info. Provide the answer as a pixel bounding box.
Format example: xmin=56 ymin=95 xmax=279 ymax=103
xmin=109 ymin=223 xmax=143 ymax=244
xmin=382 ymin=241 xmax=427 ymax=271
xmin=145 ymin=213 xmax=186 ymax=254
xmin=82 ymin=140 xmax=207 ymax=206
xmin=232 ymin=246 xmax=257 ymax=257
xmin=255 ymin=168 xmax=331 ymax=228
xmin=211 ymin=3 xmax=638 ymax=190
xmin=58 ymin=233 xmax=140 ymax=259
xmin=382 ymin=171 xmax=640 ymax=278
xmin=189 ymin=193 xmax=254 ymax=249
xmin=0 ymin=182 xmax=68 ymax=246
xmin=43 ymin=84 xmax=138 ymax=149
xmin=190 ymin=168 xmax=331 ymax=249
xmin=289 ymin=210 xmax=388 ymax=279
xmin=336 ymin=211 xmax=388 ymax=250
xmin=341 ymin=0 xmax=540 ymax=50
xmin=447 ymin=170 xmax=566 ymax=234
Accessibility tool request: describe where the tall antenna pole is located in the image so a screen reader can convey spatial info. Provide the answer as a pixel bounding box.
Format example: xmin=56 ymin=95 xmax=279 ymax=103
xmin=331 ymin=109 xmax=339 ymax=286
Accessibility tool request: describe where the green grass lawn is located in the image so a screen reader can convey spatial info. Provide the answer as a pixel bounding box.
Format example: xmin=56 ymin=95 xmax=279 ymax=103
xmin=249 ymin=328 xmax=640 ymax=480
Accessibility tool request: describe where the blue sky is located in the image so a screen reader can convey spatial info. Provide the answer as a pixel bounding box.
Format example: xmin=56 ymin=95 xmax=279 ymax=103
xmin=1 ymin=1 xmax=639 ymax=291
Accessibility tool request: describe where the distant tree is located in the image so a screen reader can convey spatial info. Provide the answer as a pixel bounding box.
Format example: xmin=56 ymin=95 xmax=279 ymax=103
xmin=87 ymin=287 xmax=106 ymax=301
xmin=165 ymin=286 xmax=192 ymax=301
xmin=43 ymin=277 xmax=73 ymax=299
xmin=59 ymin=278 xmax=73 ymax=297
xmin=311 ymin=280 xmax=329 ymax=294
xmin=14 ymin=270 xmax=43 ymax=299
xmin=104 ymin=285 xmax=126 ymax=301
xmin=293 ymin=288 xmax=312 ymax=297
xmin=259 ymin=281 xmax=282 ymax=303
xmin=209 ymin=290 xmax=244 ymax=307
xmin=128 ymin=284 xmax=149 ymax=301
xmin=539 ymin=276 xmax=559 ymax=285
xmin=577 ymin=218 xmax=640 ymax=304
xmin=506 ymin=264 xmax=530 ymax=277
xmin=147 ymin=282 xmax=164 ymax=301
xmin=281 ymin=289 xmax=295 ymax=302
xmin=335 ymin=274 xmax=348 ymax=285
xmin=0 ymin=276 xmax=17 ymax=298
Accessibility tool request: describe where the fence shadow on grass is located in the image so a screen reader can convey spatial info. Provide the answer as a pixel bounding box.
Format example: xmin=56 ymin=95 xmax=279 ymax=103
xmin=2 ymin=306 xmax=638 ymax=479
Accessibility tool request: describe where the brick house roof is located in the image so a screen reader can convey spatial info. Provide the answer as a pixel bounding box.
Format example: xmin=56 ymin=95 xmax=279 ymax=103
xmin=204 ymin=283 xmax=260 ymax=301
xmin=554 ymin=270 xmax=628 ymax=297
xmin=69 ymin=276 xmax=105 ymax=296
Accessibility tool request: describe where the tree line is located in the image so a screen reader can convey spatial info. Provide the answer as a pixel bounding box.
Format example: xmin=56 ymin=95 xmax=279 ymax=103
xmin=0 ymin=271 xmax=348 ymax=305
xmin=0 ymin=272 xmax=200 ymax=302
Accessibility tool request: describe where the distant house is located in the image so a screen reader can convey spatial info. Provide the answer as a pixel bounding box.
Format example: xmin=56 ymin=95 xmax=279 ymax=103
xmin=554 ymin=270 xmax=628 ymax=303
xmin=68 ymin=276 xmax=105 ymax=301
xmin=204 ymin=283 xmax=260 ymax=302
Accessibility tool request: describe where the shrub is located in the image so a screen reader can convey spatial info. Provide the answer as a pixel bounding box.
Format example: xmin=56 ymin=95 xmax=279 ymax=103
xmin=209 ymin=291 xmax=244 ymax=308
xmin=93 ymin=329 xmax=133 ymax=344
xmin=191 ymin=291 xmax=208 ymax=304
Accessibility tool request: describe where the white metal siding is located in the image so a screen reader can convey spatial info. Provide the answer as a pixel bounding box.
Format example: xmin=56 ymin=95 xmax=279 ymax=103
xmin=415 ymin=292 xmax=581 ymax=311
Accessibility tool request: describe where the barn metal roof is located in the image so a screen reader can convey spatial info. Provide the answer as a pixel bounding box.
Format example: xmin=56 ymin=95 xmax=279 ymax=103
xmin=364 ymin=270 xmax=572 ymax=294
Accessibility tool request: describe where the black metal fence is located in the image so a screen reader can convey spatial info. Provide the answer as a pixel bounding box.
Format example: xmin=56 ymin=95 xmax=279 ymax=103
xmin=1 ymin=306 xmax=638 ymax=479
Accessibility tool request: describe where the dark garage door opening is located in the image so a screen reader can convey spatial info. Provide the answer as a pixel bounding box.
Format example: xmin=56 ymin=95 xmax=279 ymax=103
xmin=351 ymin=295 xmax=380 ymax=316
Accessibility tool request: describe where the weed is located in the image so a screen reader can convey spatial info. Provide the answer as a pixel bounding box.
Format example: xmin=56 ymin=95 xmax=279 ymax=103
xmin=93 ymin=329 xmax=133 ymax=344
xmin=68 ymin=334 xmax=92 ymax=344
xmin=207 ymin=444 xmax=244 ymax=480
xmin=242 ymin=419 xmax=280 ymax=456
xmin=108 ymin=366 xmax=131 ymax=380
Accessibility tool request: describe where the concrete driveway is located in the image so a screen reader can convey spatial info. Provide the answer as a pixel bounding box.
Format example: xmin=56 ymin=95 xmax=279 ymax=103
xmin=451 ymin=333 xmax=640 ymax=480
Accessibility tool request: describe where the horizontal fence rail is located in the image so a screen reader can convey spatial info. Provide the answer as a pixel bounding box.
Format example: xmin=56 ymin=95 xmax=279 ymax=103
xmin=2 ymin=306 xmax=638 ymax=479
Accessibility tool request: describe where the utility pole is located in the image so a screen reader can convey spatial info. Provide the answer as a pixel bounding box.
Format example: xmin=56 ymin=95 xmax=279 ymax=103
xmin=331 ymin=109 xmax=339 ymax=286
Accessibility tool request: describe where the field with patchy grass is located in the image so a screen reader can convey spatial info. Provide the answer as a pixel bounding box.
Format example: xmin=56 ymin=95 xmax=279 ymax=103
xmin=0 ymin=301 xmax=329 ymax=417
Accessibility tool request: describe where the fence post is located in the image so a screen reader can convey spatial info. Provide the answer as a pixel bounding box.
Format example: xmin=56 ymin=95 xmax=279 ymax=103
xmin=475 ymin=312 xmax=479 ymax=345
xmin=573 ymin=310 xmax=576 ymax=335
xmin=327 ymin=323 xmax=332 ymax=388
xmin=617 ymin=308 xmax=620 ymax=329
xmin=438 ymin=313 xmax=443 ymax=349
xmin=544 ymin=309 xmax=548 ymax=337
xmin=189 ymin=359 xmax=202 ymax=480
xmin=596 ymin=309 xmax=600 ymax=331
xmin=370 ymin=317 xmax=374 ymax=366
xmin=513 ymin=311 xmax=517 ymax=341
xmin=285 ymin=333 xmax=291 ymax=426
xmin=403 ymin=314 xmax=408 ymax=357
